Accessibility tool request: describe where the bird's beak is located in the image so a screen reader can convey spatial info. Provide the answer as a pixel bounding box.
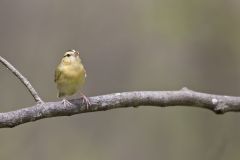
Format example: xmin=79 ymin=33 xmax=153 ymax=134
xmin=74 ymin=51 xmax=80 ymax=57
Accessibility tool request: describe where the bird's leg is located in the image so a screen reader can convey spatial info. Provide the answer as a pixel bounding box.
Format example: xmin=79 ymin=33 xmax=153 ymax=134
xmin=61 ymin=98 xmax=72 ymax=107
xmin=80 ymin=92 xmax=91 ymax=109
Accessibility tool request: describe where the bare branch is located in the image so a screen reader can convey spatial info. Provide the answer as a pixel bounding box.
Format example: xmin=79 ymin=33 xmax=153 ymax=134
xmin=0 ymin=90 xmax=240 ymax=128
xmin=1 ymin=56 xmax=240 ymax=128
xmin=0 ymin=56 xmax=43 ymax=104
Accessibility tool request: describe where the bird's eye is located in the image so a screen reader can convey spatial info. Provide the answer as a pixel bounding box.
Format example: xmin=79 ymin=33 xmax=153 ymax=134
xmin=64 ymin=54 xmax=71 ymax=57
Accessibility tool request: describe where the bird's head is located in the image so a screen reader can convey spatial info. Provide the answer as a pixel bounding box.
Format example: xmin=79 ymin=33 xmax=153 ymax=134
xmin=62 ymin=49 xmax=81 ymax=65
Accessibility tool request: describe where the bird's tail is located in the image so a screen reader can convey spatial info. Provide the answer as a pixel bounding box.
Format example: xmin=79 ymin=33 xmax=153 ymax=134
xmin=58 ymin=92 xmax=65 ymax=98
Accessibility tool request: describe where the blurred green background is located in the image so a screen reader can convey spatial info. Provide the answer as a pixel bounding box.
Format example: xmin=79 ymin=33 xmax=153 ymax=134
xmin=1 ymin=0 xmax=240 ymax=160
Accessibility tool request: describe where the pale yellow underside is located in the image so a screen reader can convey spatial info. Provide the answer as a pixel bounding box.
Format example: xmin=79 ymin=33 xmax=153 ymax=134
xmin=55 ymin=62 xmax=86 ymax=98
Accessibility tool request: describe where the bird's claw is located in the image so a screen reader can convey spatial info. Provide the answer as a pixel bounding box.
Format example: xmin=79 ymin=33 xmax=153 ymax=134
xmin=81 ymin=95 xmax=91 ymax=110
xmin=61 ymin=99 xmax=72 ymax=107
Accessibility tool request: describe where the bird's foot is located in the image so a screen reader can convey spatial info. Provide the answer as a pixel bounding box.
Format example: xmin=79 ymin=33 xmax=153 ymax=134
xmin=80 ymin=93 xmax=91 ymax=110
xmin=61 ymin=99 xmax=72 ymax=107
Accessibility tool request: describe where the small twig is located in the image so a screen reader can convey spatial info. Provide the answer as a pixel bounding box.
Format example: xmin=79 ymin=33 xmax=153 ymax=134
xmin=0 ymin=90 xmax=240 ymax=128
xmin=0 ymin=56 xmax=43 ymax=104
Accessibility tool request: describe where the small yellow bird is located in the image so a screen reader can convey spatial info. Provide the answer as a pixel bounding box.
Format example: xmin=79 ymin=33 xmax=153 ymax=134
xmin=54 ymin=50 xmax=90 ymax=107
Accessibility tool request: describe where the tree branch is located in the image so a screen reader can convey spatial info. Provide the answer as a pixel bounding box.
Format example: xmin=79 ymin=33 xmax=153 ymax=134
xmin=0 ymin=89 xmax=240 ymax=128
xmin=1 ymin=56 xmax=240 ymax=128
xmin=0 ymin=56 xmax=43 ymax=104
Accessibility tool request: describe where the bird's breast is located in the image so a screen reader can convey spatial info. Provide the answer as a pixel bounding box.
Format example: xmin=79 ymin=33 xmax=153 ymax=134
xmin=59 ymin=64 xmax=86 ymax=85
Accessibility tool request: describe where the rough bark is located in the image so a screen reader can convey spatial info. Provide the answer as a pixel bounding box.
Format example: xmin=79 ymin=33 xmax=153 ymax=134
xmin=0 ymin=89 xmax=240 ymax=128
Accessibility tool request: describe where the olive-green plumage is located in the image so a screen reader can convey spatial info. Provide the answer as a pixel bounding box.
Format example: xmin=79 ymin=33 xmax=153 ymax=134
xmin=55 ymin=50 xmax=86 ymax=98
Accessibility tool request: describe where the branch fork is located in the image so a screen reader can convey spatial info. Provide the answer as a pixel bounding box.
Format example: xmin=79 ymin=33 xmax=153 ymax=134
xmin=0 ymin=56 xmax=43 ymax=104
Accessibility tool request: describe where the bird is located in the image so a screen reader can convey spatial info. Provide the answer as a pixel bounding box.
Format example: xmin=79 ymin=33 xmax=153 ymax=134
xmin=54 ymin=49 xmax=90 ymax=108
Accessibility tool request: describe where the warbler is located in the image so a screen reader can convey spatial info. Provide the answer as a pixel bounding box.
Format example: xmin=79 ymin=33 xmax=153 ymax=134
xmin=54 ymin=50 xmax=90 ymax=107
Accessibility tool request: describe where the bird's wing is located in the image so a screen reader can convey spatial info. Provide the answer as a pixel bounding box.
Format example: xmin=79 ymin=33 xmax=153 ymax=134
xmin=54 ymin=66 xmax=62 ymax=82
